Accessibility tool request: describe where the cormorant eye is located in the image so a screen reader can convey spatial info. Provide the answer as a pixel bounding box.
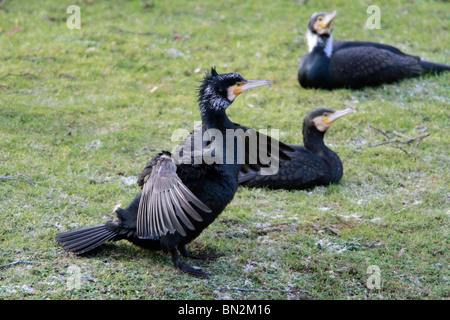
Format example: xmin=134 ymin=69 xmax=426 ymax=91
xmin=236 ymin=82 xmax=241 ymax=87
xmin=323 ymin=112 xmax=328 ymax=117
xmin=318 ymin=17 xmax=323 ymax=21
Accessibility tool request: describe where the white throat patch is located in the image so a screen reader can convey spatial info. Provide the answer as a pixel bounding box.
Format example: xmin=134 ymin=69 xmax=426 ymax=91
xmin=306 ymin=30 xmax=333 ymax=57
xmin=324 ymin=32 xmax=333 ymax=57
xmin=306 ymin=29 xmax=318 ymax=53
xmin=227 ymin=85 xmax=237 ymax=102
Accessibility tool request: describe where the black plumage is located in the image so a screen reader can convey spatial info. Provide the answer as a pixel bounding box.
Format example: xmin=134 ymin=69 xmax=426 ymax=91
xmin=55 ymin=68 xmax=272 ymax=279
xmin=238 ymin=108 xmax=355 ymax=190
xmin=298 ymin=11 xmax=450 ymax=90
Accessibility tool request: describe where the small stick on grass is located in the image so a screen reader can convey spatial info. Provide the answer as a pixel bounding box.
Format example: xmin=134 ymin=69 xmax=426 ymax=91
xmin=369 ymin=125 xmax=390 ymax=139
xmin=368 ymin=125 xmax=431 ymax=155
xmin=0 ymin=260 xmax=40 ymax=269
xmin=0 ymin=174 xmax=36 ymax=186
xmin=0 ymin=73 xmax=41 ymax=80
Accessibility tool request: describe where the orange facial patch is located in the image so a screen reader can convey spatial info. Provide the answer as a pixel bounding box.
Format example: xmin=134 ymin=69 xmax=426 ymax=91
xmin=314 ymin=16 xmax=333 ymax=35
xmin=313 ymin=113 xmax=334 ymax=132
xmin=233 ymin=82 xmax=246 ymax=96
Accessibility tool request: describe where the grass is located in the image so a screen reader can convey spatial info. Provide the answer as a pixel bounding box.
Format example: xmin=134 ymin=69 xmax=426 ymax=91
xmin=0 ymin=0 xmax=448 ymax=300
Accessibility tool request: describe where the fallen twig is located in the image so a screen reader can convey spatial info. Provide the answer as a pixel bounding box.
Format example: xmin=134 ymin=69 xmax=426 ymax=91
xmin=5 ymin=89 xmax=37 ymax=95
xmin=0 ymin=174 xmax=36 ymax=186
xmin=0 ymin=260 xmax=40 ymax=269
xmin=215 ymin=286 xmax=310 ymax=295
xmin=368 ymin=125 xmax=431 ymax=155
xmin=0 ymin=73 xmax=41 ymax=80
xmin=369 ymin=125 xmax=390 ymax=139
xmin=392 ymin=130 xmax=410 ymax=139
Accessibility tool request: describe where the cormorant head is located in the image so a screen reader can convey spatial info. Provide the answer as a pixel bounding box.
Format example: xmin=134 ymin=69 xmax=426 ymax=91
xmin=306 ymin=11 xmax=337 ymax=56
xmin=308 ymin=11 xmax=337 ymax=36
xmin=305 ymin=107 xmax=355 ymax=134
xmin=198 ymin=67 xmax=272 ymax=115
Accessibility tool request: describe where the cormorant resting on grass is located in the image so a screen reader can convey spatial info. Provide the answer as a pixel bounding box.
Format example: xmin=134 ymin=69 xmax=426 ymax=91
xmin=55 ymin=68 xmax=272 ymax=279
xmin=238 ymin=108 xmax=355 ymax=190
xmin=298 ymin=11 xmax=450 ymax=90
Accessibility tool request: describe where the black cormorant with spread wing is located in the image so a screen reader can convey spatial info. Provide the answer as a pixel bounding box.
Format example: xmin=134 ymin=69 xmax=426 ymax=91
xmin=238 ymin=108 xmax=355 ymax=190
xmin=55 ymin=68 xmax=272 ymax=279
xmin=298 ymin=11 xmax=450 ymax=90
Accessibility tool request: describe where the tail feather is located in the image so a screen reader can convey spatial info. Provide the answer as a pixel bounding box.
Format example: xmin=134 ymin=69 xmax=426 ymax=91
xmin=55 ymin=225 xmax=118 ymax=255
xmin=60 ymin=230 xmax=113 ymax=252
xmin=420 ymin=60 xmax=450 ymax=74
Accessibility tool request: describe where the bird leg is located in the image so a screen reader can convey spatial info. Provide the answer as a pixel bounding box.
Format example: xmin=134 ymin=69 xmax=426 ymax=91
xmin=179 ymin=245 xmax=224 ymax=262
xmin=170 ymin=248 xmax=210 ymax=279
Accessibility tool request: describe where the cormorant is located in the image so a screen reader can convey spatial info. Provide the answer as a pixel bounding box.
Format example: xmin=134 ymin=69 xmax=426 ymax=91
xmin=298 ymin=11 xmax=450 ymax=90
xmin=55 ymin=68 xmax=272 ymax=279
xmin=238 ymin=108 xmax=355 ymax=190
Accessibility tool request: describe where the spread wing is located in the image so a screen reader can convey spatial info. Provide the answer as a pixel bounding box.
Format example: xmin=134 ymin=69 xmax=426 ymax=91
xmin=137 ymin=153 xmax=211 ymax=239
xmin=170 ymin=123 xmax=293 ymax=178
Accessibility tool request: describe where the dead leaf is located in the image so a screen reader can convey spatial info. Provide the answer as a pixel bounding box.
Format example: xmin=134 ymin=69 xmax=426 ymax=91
xmin=173 ymin=31 xmax=182 ymax=41
xmin=6 ymin=26 xmax=24 ymax=35
xmin=397 ymin=248 xmax=405 ymax=257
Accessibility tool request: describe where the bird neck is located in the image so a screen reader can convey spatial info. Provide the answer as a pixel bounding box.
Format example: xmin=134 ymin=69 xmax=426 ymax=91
xmin=307 ymin=30 xmax=333 ymax=57
xmin=303 ymin=126 xmax=342 ymax=182
xmin=201 ymin=108 xmax=241 ymax=190
xmin=303 ymin=126 xmax=327 ymax=154
xmin=200 ymin=107 xmax=234 ymax=131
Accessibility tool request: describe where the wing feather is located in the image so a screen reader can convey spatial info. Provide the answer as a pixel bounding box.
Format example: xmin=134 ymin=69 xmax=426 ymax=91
xmin=162 ymin=188 xmax=184 ymax=235
xmin=174 ymin=182 xmax=212 ymax=215
xmin=168 ymin=187 xmax=196 ymax=230
xmin=137 ymin=153 xmax=211 ymax=239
